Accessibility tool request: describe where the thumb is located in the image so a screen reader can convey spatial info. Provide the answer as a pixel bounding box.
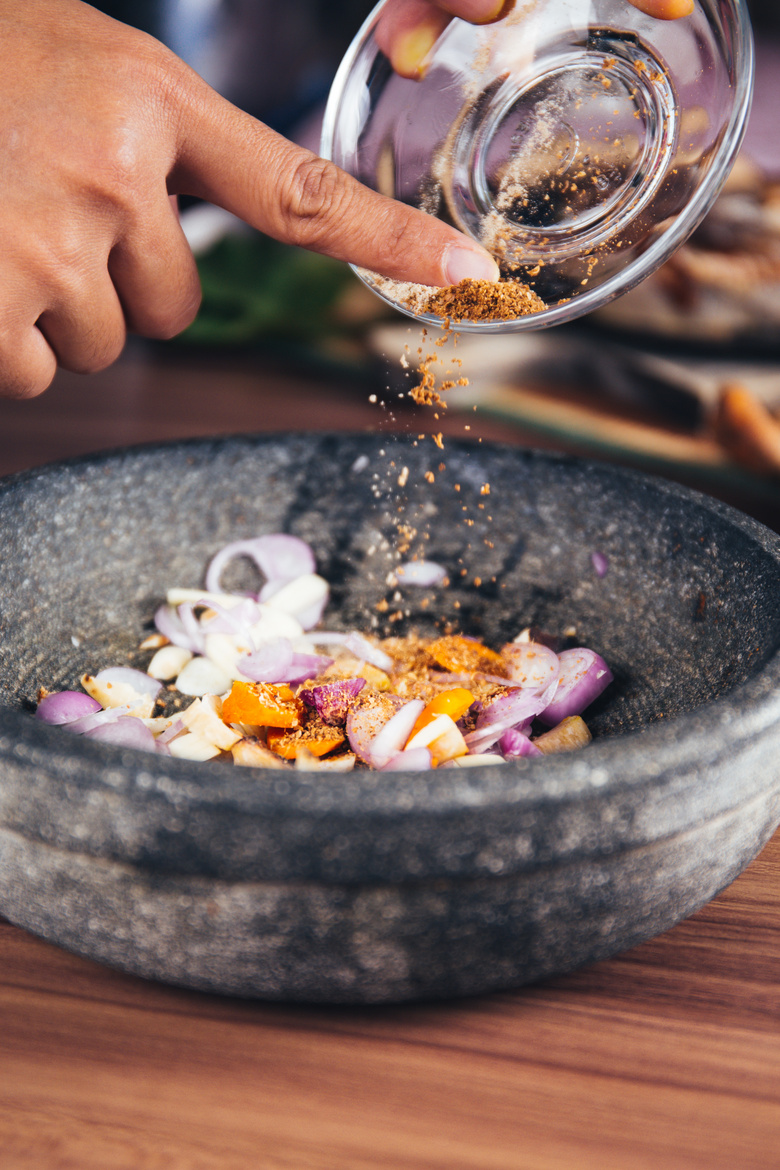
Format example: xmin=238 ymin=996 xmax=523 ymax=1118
xmin=171 ymin=80 xmax=498 ymax=288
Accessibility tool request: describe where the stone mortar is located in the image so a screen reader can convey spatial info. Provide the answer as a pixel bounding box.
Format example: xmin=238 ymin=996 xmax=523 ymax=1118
xmin=0 ymin=433 xmax=778 ymax=1002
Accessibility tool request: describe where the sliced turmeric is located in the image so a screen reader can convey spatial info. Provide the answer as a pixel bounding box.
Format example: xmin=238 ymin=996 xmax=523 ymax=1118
xmin=428 ymin=635 xmax=507 ymax=676
xmin=266 ymin=726 xmax=345 ymax=760
xmin=408 ymin=687 xmax=475 ymax=740
xmin=221 ymin=680 xmax=304 ymax=728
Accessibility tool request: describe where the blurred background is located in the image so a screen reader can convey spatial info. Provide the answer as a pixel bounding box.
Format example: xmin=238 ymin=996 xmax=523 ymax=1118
xmin=80 ymin=1 xmax=780 ymax=502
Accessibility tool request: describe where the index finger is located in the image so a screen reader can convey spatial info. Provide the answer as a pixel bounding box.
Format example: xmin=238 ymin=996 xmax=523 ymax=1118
xmin=172 ymin=79 xmax=498 ymax=288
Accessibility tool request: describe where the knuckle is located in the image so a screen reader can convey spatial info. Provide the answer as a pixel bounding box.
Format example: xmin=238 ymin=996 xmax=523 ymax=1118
xmin=366 ymin=202 xmax=432 ymax=278
xmin=281 ymin=156 xmax=348 ymax=247
xmin=85 ymin=141 xmax=145 ymax=217
xmin=73 ymin=331 xmax=126 ymax=375
xmin=4 ymin=372 xmax=54 ymax=400
xmin=0 ymin=333 xmax=55 ymax=400
xmin=40 ymin=309 xmax=126 ymax=377
xmin=0 ymin=372 xmax=52 ymax=399
xmin=135 ymin=280 xmax=202 ymax=341
xmin=41 ymin=228 xmax=94 ymax=287
xmin=82 ymin=50 xmax=177 ymax=214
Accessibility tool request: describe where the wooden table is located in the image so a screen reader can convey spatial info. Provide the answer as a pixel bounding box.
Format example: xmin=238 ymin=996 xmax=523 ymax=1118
xmin=1 ymin=344 xmax=779 ymax=1170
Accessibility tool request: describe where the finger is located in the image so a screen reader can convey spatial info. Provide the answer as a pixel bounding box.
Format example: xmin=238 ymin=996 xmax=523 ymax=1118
xmin=376 ymin=0 xmax=688 ymax=78
xmin=0 ymin=316 xmax=57 ymax=399
xmin=374 ymin=1 xmax=450 ymax=79
xmin=174 ymin=96 xmax=498 ymax=287
xmin=36 ymin=267 xmax=127 ymax=376
xmin=434 ymin=0 xmax=513 ymax=18
xmin=109 ymin=193 xmax=201 ymax=339
xmin=375 ymin=0 xmax=511 ymax=80
xmin=628 ymin=0 xmax=693 ymax=16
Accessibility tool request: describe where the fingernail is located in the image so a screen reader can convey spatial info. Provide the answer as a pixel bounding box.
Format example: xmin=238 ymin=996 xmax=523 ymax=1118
xmin=474 ymin=0 xmax=516 ymax=25
xmin=631 ymin=0 xmax=693 ymax=17
xmin=445 ymin=245 xmax=500 ymax=285
xmin=390 ymin=21 xmax=441 ymax=79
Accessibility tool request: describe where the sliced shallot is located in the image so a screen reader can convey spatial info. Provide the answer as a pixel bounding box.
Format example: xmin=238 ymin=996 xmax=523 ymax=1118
xmin=367 ymin=699 xmax=426 ymax=768
xmin=301 ymin=630 xmax=395 ymax=673
xmin=299 ymin=678 xmax=366 ymax=725
xmin=35 ymin=691 xmax=101 ymax=725
xmin=502 ymin=641 xmax=560 ymax=690
xmin=177 ymin=603 xmax=207 ymax=655
xmin=343 ymin=632 xmax=394 ymax=672
xmin=200 ymin=597 xmax=261 ymax=644
xmin=237 ymin=637 xmax=294 ymax=682
xmin=537 ymin=649 xmax=613 ymax=727
xmin=282 ymin=652 xmax=334 ymax=684
xmin=86 ymin=716 xmax=158 ymax=752
xmin=498 ymin=727 xmax=543 ymax=759
xmin=396 ymin=561 xmax=447 ymax=587
xmin=154 ymin=604 xmax=201 ymax=653
xmin=380 ymin=747 xmax=433 ymax=771
xmin=205 ymin=535 xmax=316 ymax=595
xmin=346 ymin=695 xmax=402 ymax=764
xmin=471 ymin=682 xmax=558 ymax=748
xmin=66 ymin=704 xmax=134 ymax=735
xmin=497 ymin=677 xmax=558 ymax=721
xmin=591 ymin=551 xmax=609 ymax=578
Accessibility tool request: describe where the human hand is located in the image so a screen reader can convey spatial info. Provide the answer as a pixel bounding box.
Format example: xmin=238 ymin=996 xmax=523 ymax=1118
xmin=0 ymin=0 xmax=506 ymax=398
xmin=376 ymin=0 xmax=694 ymax=78
xmin=0 ymin=0 xmax=694 ymax=399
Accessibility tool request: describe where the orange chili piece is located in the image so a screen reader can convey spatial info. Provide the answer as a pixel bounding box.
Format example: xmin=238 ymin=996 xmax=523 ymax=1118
xmin=221 ymin=680 xmax=304 ymax=728
xmin=266 ymin=727 xmax=345 ymax=760
xmin=428 ymin=635 xmax=507 ymax=676
xmin=408 ymin=687 xmax=475 ymax=741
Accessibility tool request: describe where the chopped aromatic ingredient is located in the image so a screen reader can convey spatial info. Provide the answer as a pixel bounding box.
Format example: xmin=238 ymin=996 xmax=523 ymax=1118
xmin=35 ymin=534 xmax=612 ymax=770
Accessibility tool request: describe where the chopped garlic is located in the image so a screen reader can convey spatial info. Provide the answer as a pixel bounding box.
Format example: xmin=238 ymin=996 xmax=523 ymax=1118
xmin=175 ymin=656 xmax=233 ymax=697
xmin=147 ymin=644 xmax=193 ymax=681
xmin=295 ymin=749 xmax=357 ymax=772
xmin=232 ymin=738 xmax=290 ymax=768
xmin=265 ymin=574 xmax=328 ymax=622
xmin=249 ymin=607 xmax=303 ymax=642
xmin=203 ymin=633 xmax=251 ymax=682
xmin=180 ymin=694 xmax=240 ymax=752
xmin=166 ymin=588 xmax=249 ymax=608
xmin=81 ymin=674 xmax=154 ymax=717
xmin=139 ymin=633 xmax=169 ymax=651
xmin=168 ymin=732 xmax=222 ymax=761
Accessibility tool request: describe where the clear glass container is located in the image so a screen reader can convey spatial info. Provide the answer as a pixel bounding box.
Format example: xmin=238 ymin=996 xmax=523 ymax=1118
xmin=321 ymin=0 xmax=754 ymax=330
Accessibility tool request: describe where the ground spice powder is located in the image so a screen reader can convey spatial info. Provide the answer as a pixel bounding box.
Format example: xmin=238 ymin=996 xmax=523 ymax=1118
xmin=423 ymin=278 xmax=546 ymax=323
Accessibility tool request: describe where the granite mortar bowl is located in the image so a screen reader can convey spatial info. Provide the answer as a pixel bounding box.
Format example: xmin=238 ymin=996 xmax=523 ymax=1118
xmin=1 ymin=433 xmax=780 ymax=1004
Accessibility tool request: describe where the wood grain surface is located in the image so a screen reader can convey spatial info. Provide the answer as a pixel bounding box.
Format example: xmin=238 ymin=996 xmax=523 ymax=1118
xmin=1 ymin=346 xmax=779 ymax=1169
xmin=1 ymin=831 xmax=778 ymax=1169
